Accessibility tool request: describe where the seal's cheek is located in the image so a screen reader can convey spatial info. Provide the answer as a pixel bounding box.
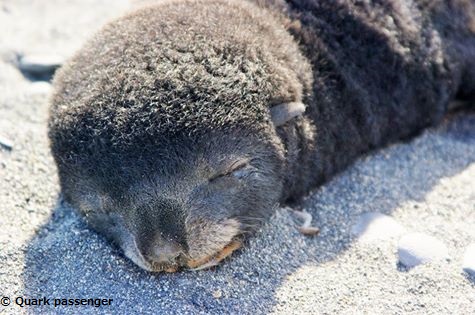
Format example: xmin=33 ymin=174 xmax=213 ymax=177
xmin=185 ymin=218 xmax=242 ymax=268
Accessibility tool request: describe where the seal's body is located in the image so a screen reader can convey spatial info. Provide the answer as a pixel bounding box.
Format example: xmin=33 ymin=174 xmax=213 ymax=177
xmin=49 ymin=0 xmax=475 ymax=271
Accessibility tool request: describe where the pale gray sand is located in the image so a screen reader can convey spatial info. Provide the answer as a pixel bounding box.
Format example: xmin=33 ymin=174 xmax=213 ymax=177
xmin=0 ymin=1 xmax=474 ymax=314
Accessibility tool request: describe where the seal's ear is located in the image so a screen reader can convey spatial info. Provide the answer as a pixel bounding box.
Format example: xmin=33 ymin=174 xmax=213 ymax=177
xmin=270 ymin=102 xmax=306 ymax=127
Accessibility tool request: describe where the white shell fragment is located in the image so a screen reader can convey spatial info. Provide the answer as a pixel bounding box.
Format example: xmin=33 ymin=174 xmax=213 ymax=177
xmin=462 ymin=243 xmax=475 ymax=277
xmin=0 ymin=135 xmax=13 ymax=150
xmin=397 ymin=233 xmax=449 ymax=268
xmin=351 ymin=212 xmax=405 ymax=242
xmin=292 ymin=210 xmax=320 ymax=235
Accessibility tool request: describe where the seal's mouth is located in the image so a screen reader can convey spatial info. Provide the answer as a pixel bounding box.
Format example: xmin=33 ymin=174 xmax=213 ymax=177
xmin=186 ymin=240 xmax=242 ymax=271
xmin=120 ymin=217 xmax=244 ymax=273
xmin=147 ymin=239 xmax=242 ymax=273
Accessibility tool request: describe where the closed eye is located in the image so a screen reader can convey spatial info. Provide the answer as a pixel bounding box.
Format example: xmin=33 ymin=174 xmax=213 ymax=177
xmin=209 ymin=159 xmax=250 ymax=182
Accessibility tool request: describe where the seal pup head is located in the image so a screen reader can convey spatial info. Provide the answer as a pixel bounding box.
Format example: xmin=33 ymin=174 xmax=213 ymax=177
xmin=48 ymin=0 xmax=312 ymax=271
xmin=56 ymin=131 xmax=289 ymax=272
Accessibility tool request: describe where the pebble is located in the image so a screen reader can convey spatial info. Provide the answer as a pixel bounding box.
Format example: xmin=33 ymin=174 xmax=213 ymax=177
xmin=462 ymin=243 xmax=475 ymax=277
xmin=0 ymin=135 xmax=13 ymax=150
xmin=30 ymin=81 xmax=52 ymax=95
xmin=351 ymin=212 xmax=405 ymax=242
xmin=397 ymin=233 xmax=449 ymax=268
xmin=212 ymin=289 xmax=222 ymax=299
xmin=18 ymin=54 xmax=63 ymax=77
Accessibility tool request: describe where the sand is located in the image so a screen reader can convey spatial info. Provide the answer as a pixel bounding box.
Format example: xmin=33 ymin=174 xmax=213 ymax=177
xmin=0 ymin=1 xmax=474 ymax=314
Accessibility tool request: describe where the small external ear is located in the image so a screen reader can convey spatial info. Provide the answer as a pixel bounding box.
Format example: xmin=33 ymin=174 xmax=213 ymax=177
xmin=270 ymin=102 xmax=306 ymax=126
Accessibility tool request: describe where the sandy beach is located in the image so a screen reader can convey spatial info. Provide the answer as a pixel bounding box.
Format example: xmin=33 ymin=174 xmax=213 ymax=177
xmin=0 ymin=1 xmax=474 ymax=314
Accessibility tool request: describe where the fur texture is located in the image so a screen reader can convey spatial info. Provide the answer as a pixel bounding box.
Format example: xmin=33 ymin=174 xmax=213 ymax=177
xmin=48 ymin=0 xmax=475 ymax=271
xmin=258 ymin=0 xmax=475 ymax=199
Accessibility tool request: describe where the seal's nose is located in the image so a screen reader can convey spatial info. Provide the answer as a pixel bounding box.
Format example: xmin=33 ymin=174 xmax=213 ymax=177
xmin=134 ymin=199 xmax=187 ymax=266
xmin=138 ymin=240 xmax=184 ymax=265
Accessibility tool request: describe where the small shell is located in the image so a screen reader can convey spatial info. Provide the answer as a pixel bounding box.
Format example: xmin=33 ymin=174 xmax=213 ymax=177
xmin=292 ymin=210 xmax=320 ymax=236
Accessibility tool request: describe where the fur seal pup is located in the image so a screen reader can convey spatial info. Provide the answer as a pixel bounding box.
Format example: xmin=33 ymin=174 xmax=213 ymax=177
xmin=48 ymin=0 xmax=475 ymax=272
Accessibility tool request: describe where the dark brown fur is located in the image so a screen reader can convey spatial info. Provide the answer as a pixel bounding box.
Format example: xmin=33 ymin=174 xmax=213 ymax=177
xmin=48 ymin=0 xmax=475 ymax=271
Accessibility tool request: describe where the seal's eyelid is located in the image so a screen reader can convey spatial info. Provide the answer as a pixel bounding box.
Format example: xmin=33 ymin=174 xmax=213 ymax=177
xmin=208 ymin=158 xmax=250 ymax=182
xmin=227 ymin=158 xmax=250 ymax=173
